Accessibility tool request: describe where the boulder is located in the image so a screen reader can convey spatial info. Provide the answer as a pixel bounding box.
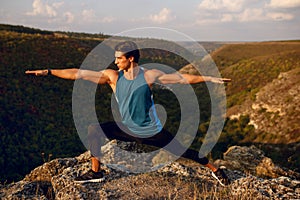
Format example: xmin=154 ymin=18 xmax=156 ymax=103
xmin=1 ymin=143 xmax=300 ymax=199
xmin=215 ymin=145 xmax=300 ymax=179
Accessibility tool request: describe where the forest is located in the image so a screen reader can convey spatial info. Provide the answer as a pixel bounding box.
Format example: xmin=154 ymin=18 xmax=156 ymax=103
xmin=1 ymin=24 xmax=295 ymax=183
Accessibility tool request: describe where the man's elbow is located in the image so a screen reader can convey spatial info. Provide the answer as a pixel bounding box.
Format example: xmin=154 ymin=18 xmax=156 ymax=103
xmin=72 ymin=69 xmax=82 ymax=80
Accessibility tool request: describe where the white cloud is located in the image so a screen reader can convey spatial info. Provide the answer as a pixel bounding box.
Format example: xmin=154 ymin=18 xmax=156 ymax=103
xmin=198 ymin=0 xmax=223 ymax=10
xmin=267 ymin=0 xmax=300 ymax=8
xmin=196 ymin=0 xmax=297 ymax=24
xmin=53 ymin=2 xmax=64 ymax=9
xmin=198 ymin=0 xmax=245 ymax=12
xmin=26 ymin=0 xmax=63 ymax=17
xmin=239 ymin=8 xmax=265 ymax=22
xmin=238 ymin=8 xmax=294 ymax=22
xmin=221 ymin=14 xmax=234 ymax=22
xmin=101 ymin=17 xmax=115 ymax=23
xmin=82 ymin=9 xmax=96 ymax=21
xmin=149 ymin=8 xmax=175 ymax=24
xmin=196 ymin=18 xmax=219 ymax=25
xmin=64 ymin=12 xmax=74 ymax=23
xmin=81 ymin=9 xmax=115 ymax=23
xmin=45 ymin=5 xmax=56 ymax=17
xmin=266 ymin=12 xmax=294 ymax=20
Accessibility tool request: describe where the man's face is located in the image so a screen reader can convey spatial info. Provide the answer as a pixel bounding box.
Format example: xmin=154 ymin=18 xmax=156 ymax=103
xmin=114 ymin=51 xmax=131 ymax=70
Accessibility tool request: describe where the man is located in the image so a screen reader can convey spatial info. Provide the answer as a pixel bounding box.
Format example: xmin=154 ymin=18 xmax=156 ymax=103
xmin=26 ymin=41 xmax=231 ymax=186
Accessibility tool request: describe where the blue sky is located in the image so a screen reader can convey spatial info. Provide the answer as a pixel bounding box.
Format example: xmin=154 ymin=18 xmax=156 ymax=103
xmin=0 ymin=0 xmax=299 ymax=41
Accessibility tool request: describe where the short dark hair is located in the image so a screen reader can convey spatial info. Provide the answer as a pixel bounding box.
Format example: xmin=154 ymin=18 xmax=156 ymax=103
xmin=115 ymin=41 xmax=140 ymax=63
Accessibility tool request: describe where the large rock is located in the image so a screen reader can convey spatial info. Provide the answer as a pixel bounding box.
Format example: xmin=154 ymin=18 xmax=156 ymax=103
xmin=1 ymin=143 xmax=300 ymax=199
xmin=215 ymin=145 xmax=299 ymax=179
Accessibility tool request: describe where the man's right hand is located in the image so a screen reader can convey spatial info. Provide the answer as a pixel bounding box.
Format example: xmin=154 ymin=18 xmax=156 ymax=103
xmin=25 ymin=69 xmax=49 ymax=76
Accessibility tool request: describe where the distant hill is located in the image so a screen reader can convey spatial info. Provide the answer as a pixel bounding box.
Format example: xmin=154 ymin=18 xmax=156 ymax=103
xmin=0 ymin=23 xmax=109 ymax=39
xmin=180 ymin=41 xmax=300 ymax=142
xmin=211 ymin=42 xmax=300 ymax=104
xmin=180 ymin=41 xmax=300 ymax=171
xmin=209 ymin=42 xmax=300 ymax=143
xmin=0 ymin=24 xmax=53 ymax=35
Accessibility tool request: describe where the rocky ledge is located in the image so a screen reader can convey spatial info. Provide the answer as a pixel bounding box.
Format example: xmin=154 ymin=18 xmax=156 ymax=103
xmin=1 ymin=142 xmax=299 ymax=199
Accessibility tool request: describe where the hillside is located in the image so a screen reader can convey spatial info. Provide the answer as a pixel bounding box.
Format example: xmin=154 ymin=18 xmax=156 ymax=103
xmin=230 ymin=68 xmax=300 ymax=143
xmin=211 ymin=42 xmax=300 ymax=106
xmin=180 ymin=41 xmax=300 ymax=141
xmin=180 ymin=41 xmax=300 ymax=171
xmin=210 ymin=42 xmax=300 ymax=144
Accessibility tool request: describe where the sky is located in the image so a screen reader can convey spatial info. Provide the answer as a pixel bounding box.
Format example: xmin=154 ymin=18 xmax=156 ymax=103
xmin=0 ymin=0 xmax=299 ymax=41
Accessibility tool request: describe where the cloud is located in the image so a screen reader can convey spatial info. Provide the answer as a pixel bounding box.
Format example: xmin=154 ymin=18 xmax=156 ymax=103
xmin=198 ymin=0 xmax=245 ymax=12
xmin=221 ymin=14 xmax=234 ymax=22
xmin=196 ymin=0 xmax=298 ymax=24
xmin=26 ymin=0 xmax=63 ymax=17
xmin=82 ymin=9 xmax=96 ymax=21
xmin=53 ymin=2 xmax=64 ymax=9
xmin=239 ymin=8 xmax=265 ymax=22
xmin=64 ymin=12 xmax=74 ymax=23
xmin=267 ymin=0 xmax=300 ymax=8
xmin=101 ymin=17 xmax=115 ymax=23
xmin=149 ymin=8 xmax=175 ymax=24
xmin=81 ymin=9 xmax=115 ymax=23
xmin=266 ymin=12 xmax=294 ymax=20
xmin=238 ymin=8 xmax=294 ymax=22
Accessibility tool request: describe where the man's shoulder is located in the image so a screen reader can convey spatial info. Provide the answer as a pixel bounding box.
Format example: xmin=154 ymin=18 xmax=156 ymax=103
xmin=102 ymin=69 xmax=119 ymax=85
xmin=103 ymin=69 xmax=119 ymax=76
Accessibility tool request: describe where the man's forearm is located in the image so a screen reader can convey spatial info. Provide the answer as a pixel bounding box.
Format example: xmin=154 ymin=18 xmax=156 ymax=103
xmin=157 ymin=73 xmax=212 ymax=84
xmin=26 ymin=68 xmax=110 ymax=84
xmin=181 ymin=74 xmax=211 ymax=84
xmin=25 ymin=68 xmax=79 ymax=80
xmin=50 ymin=68 xmax=79 ymax=80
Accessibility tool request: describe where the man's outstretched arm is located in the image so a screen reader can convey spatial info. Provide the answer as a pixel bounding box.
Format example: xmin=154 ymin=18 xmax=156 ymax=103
xmin=25 ymin=68 xmax=113 ymax=84
xmin=180 ymin=74 xmax=231 ymax=84
xmin=154 ymin=70 xmax=231 ymax=85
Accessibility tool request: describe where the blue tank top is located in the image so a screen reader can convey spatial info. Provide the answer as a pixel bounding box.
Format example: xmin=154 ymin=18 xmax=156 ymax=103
xmin=115 ymin=68 xmax=162 ymax=136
